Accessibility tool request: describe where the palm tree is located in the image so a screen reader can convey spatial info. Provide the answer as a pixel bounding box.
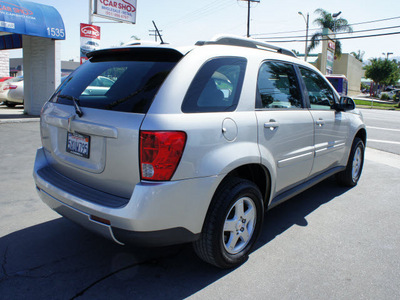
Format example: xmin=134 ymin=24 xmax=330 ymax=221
xmin=308 ymin=9 xmax=353 ymax=58
xmin=350 ymin=50 xmax=365 ymax=62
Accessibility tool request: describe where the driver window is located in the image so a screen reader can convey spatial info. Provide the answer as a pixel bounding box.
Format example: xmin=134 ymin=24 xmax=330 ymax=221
xmin=299 ymin=67 xmax=336 ymax=110
xmin=257 ymin=61 xmax=302 ymax=109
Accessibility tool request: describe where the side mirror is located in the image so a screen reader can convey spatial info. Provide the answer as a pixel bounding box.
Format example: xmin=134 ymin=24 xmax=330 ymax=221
xmin=334 ymin=96 xmax=355 ymax=112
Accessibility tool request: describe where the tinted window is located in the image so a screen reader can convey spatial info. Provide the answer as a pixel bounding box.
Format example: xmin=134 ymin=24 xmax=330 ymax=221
xmin=299 ymin=67 xmax=336 ymax=109
xmin=50 ymin=55 xmax=178 ymax=114
xmin=257 ymin=61 xmax=302 ymax=109
xmin=182 ymin=57 xmax=246 ymax=113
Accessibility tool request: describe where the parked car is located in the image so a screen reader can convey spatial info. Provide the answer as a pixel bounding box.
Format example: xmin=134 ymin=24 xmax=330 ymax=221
xmin=81 ymin=76 xmax=115 ymax=96
xmin=0 ymin=78 xmax=11 ymax=102
xmin=0 ymin=76 xmax=12 ymax=83
xmin=0 ymin=76 xmax=23 ymax=107
xmin=80 ymin=40 xmax=100 ymax=55
xmin=381 ymin=88 xmax=400 ymax=100
xmin=33 ymin=35 xmax=366 ymax=269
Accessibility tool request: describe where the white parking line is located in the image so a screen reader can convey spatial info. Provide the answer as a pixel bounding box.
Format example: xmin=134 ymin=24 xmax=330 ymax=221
xmin=367 ymin=126 xmax=400 ymax=132
xmin=368 ymin=139 xmax=400 ymax=145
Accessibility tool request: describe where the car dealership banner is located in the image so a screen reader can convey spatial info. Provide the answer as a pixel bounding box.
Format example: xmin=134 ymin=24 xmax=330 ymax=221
xmin=80 ymin=23 xmax=100 ymax=64
xmin=94 ymin=0 xmax=137 ymax=24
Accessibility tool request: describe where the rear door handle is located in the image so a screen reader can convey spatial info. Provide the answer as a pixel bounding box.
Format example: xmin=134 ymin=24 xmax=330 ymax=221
xmin=264 ymin=120 xmax=279 ymax=130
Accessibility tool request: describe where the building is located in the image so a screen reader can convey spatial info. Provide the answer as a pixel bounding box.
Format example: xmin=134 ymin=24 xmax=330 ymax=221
xmin=314 ymin=53 xmax=363 ymax=96
xmin=9 ymin=58 xmax=79 ymax=77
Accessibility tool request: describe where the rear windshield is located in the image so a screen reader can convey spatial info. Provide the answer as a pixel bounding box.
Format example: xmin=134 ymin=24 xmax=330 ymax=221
xmin=50 ymin=49 xmax=181 ymax=114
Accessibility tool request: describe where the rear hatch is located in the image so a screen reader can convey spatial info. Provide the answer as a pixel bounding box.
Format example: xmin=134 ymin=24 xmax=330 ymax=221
xmin=40 ymin=47 xmax=184 ymax=199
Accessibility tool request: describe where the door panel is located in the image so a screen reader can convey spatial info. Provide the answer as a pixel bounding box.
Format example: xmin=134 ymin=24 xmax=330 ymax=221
xmin=257 ymin=110 xmax=314 ymax=193
xmin=256 ymin=61 xmax=314 ymax=194
xmin=298 ymin=67 xmax=349 ymax=176
xmin=309 ymin=110 xmax=348 ymax=174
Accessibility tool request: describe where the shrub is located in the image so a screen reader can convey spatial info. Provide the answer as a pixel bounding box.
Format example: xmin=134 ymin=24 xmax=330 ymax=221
xmin=381 ymin=93 xmax=390 ymax=100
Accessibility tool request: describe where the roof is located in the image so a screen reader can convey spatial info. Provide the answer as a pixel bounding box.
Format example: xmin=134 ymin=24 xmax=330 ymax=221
xmin=0 ymin=0 xmax=65 ymax=50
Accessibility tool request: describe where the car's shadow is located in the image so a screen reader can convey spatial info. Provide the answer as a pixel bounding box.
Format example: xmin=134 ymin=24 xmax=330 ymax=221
xmin=0 ymin=177 xmax=350 ymax=299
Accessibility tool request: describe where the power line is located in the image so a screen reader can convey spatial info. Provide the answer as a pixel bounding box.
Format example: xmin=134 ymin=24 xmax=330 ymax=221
xmin=256 ymin=31 xmax=400 ymax=43
xmin=163 ymin=0 xmax=233 ymax=28
xmin=255 ymin=25 xmax=400 ymax=40
xmin=252 ymin=15 xmax=400 ymax=36
xmin=350 ymin=16 xmax=400 ymax=26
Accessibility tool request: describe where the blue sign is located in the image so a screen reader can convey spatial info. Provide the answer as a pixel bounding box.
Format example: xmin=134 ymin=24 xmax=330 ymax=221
xmin=0 ymin=0 xmax=65 ymax=49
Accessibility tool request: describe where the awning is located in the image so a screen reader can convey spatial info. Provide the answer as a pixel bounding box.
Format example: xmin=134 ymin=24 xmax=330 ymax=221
xmin=0 ymin=0 xmax=65 ymax=50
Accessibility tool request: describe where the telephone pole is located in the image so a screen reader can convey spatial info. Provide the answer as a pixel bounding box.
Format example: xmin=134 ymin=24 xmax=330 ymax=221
xmin=239 ymin=0 xmax=260 ymax=37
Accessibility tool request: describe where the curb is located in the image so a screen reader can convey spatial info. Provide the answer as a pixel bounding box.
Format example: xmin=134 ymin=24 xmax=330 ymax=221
xmin=0 ymin=118 xmax=40 ymax=124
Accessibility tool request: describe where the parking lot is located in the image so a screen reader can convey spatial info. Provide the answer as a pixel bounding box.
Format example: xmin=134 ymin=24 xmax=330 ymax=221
xmin=1 ymin=108 xmax=400 ymax=299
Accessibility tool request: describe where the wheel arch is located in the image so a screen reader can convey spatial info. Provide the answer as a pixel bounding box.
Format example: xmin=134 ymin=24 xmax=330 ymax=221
xmin=355 ymin=127 xmax=367 ymax=147
xmin=223 ymin=164 xmax=271 ymax=207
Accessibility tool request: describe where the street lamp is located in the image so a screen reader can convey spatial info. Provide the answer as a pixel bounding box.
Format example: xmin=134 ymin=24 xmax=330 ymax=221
xmin=331 ymin=11 xmax=342 ymax=58
xmin=298 ymin=12 xmax=309 ymax=61
xmin=382 ymin=52 xmax=393 ymax=59
xmin=332 ymin=11 xmax=341 ymax=34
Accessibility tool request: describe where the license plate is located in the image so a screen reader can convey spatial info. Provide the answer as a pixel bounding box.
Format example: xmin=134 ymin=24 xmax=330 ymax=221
xmin=66 ymin=132 xmax=90 ymax=158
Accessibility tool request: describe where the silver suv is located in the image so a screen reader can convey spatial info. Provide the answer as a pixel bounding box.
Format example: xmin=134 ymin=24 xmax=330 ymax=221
xmin=33 ymin=35 xmax=366 ymax=268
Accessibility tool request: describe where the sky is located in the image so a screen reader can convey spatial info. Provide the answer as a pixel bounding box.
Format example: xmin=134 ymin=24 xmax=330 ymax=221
xmin=9 ymin=0 xmax=400 ymax=62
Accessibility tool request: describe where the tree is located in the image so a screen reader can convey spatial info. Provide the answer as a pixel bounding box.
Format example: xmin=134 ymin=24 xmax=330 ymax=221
xmin=364 ymin=58 xmax=400 ymax=87
xmin=308 ymin=9 xmax=353 ymax=58
xmin=351 ymin=50 xmax=365 ymax=62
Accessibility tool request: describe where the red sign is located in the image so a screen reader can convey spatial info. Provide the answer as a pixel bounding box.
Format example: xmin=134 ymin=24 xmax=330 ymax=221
xmin=80 ymin=23 xmax=101 ymax=64
xmin=328 ymin=41 xmax=335 ymax=51
xmin=80 ymin=23 xmax=100 ymax=39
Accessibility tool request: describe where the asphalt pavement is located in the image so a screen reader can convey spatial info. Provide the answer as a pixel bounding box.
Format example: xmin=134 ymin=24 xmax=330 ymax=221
xmin=1 ymin=106 xmax=400 ymax=299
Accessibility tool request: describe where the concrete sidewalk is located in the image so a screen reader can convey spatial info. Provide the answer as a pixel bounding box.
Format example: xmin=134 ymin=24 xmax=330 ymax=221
xmin=0 ymin=104 xmax=39 ymax=123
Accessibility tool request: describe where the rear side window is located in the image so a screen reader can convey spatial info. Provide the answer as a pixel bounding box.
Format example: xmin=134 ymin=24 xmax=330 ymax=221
xmin=50 ymin=50 xmax=180 ymax=114
xmin=181 ymin=57 xmax=247 ymax=113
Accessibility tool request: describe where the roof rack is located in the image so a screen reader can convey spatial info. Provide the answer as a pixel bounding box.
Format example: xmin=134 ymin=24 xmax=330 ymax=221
xmin=195 ymin=34 xmax=297 ymax=58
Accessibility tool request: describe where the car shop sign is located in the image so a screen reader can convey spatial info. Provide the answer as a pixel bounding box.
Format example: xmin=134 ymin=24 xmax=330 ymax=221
xmin=94 ymin=0 xmax=136 ymax=24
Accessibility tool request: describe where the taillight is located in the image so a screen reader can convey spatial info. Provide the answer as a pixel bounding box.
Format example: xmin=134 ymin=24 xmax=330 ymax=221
xmin=4 ymin=85 xmax=17 ymax=90
xmin=140 ymin=131 xmax=187 ymax=181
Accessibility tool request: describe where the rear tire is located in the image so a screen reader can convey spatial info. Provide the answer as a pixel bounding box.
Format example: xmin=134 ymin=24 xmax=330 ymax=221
xmin=336 ymin=137 xmax=365 ymax=187
xmin=193 ymin=177 xmax=264 ymax=268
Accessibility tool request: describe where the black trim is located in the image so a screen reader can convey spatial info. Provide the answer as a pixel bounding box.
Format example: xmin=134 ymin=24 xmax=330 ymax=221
xmin=37 ymin=166 xmax=129 ymax=208
xmin=112 ymin=227 xmax=200 ymax=247
xmin=269 ymin=166 xmax=345 ymax=209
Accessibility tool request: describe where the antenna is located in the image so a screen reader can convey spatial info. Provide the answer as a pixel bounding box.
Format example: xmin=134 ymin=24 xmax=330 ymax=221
xmin=152 ymin=20 xmax=165 ymax=44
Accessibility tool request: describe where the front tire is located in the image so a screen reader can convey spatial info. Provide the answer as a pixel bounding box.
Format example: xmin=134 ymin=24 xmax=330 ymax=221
xmin=5 ymin=102 xmax=16 ymax=108
xmin=193 ymin=177 xmax=264 ymax=268
xmin=337 ymin=137 xmax=365 ymax=187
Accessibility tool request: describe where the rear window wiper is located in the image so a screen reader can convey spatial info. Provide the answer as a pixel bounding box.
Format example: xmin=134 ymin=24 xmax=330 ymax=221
xmin=58 ymin=94 xmax=84 ymax=117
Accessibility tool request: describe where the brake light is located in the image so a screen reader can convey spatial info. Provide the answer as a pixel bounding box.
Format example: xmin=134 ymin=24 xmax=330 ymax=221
xmin=3 ymin=85 xmax=17 ymax=90
xmin=140 ymin=131 xmax=187 ymax=181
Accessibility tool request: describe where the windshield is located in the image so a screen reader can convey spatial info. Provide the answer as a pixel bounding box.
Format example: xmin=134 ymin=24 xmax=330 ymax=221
xmin=50 ymin=54 xmax=178 ymax=114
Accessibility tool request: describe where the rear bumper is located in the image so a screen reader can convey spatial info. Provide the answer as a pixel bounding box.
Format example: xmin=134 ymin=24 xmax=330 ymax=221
xmin=33 ymin=147 xmax=218 ymax=246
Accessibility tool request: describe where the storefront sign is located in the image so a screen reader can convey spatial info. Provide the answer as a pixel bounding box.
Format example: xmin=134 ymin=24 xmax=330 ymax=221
xmin=0 ymin=0 xmax=65 ymax=41
xmin=94 ymin=0 xmax=137 ymax=24
xmin=80 ymin=23 xmax=100 ymax=64
xmin=326 ymin=49 xmax=334 ymax=75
